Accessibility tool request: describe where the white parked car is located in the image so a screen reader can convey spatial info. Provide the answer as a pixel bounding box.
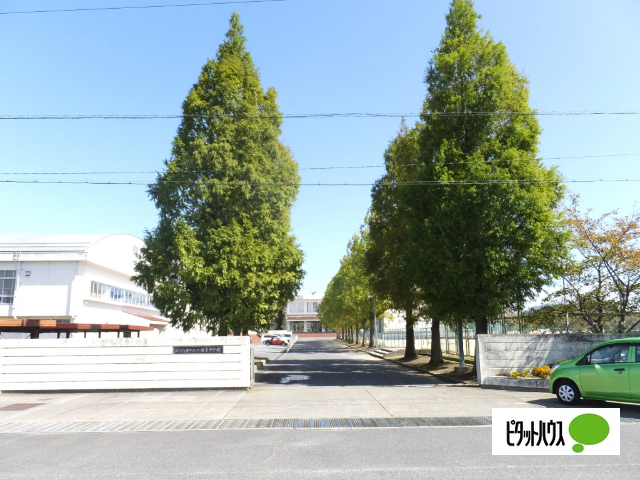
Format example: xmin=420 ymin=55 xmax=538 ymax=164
xmin=261 ymin=330 xmax=294 ymax=346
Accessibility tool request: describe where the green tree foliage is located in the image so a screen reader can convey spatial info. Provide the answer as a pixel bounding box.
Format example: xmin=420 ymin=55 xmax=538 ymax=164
xmin=564 ymin=198 xmax=640 ymax=332
xmin=527 ymin=197 xmax=640 ymax=333
xmin=318 ymin=229 xmax=386 ymax=346
xmin=402 ymin=0 xmax=567 ymax=333
xmin=367 ymin=122 xmax=433 ymax=360
xmin=134 ymin=14 xmax=304 ymax=335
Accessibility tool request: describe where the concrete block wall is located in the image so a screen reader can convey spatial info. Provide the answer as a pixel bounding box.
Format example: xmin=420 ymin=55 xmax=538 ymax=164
xmin=0 ymin=337 xmax=251 ymax=391
xmin=476 ymin=334 xmax=637 ymax=385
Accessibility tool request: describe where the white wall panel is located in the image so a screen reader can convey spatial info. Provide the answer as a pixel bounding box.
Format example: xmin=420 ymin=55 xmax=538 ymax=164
xmin=0 ymin=354 xmax=243 ymax=365
xmin=0 ymin=337 xmax=251 ymax=391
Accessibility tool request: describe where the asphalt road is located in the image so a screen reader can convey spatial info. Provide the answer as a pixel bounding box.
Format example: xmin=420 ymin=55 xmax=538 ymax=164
xmin=2 ymin=425 xmax=639 ymax=479
xmin=254 ymin=337 xmax=445 ymax=387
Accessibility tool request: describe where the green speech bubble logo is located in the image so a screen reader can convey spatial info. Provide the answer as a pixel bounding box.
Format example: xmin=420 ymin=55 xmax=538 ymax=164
xmin=569 ymin=414 xmax=609 ymax=453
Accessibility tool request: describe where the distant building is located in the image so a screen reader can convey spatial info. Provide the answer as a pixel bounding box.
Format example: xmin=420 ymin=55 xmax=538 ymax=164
xmin=383 ymin=310 xmax=430 ymax=331
xmin=285 ymin=295 xmax=323 ymax=332
xmin=0 ymin=234 xmax=168 ymax=338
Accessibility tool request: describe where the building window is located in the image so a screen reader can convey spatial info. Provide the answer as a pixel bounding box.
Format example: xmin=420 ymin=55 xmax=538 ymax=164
xmin=291 ymin=321 xmax=305 ymax=333
xmin=307 ymin=302 xmax=319 ymax=313
xmin=0 ymin=270 xmax=16 ymax=304
xmin=90 ymin=281 xmax=152 ymax=308
xmin=289 ymin=302 xmax=304 ymax=313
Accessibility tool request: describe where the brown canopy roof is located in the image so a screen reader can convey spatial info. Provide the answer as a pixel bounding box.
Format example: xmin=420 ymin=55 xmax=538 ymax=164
xmin=0 ymin=319 xmax=154 ymax=334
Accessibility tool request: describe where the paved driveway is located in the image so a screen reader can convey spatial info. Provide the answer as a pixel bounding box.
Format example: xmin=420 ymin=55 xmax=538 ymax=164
xmin=254 ymin=337 xmax=445 ymax=387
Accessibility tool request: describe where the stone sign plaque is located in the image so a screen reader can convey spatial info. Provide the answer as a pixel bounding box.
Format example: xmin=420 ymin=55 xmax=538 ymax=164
xmin=172 ymin=346 xmax=224 ymax=354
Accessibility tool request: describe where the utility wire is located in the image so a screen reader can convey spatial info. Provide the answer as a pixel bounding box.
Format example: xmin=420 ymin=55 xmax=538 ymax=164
xmin=1 ymin=178 xmax=639 ymax=186
xmin=1 ymin=153 xmax=638 ymax=176
xmin=2 ymin=111 xmax=640 ymax=120
xmin=0 ymin=0 xmax=286 ymax=16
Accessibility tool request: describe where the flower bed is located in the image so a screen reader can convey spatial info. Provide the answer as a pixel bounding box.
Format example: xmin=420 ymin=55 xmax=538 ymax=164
xmin=509 ymin=362 xmax=561 ymax=379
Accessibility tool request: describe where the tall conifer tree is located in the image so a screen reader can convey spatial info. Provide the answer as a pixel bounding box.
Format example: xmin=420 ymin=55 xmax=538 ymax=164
xmin=134 ymin=13 xmax=304 ymax=334
xmin=404 ymin=0 xmax=567 ymax=333
xmin=367 ymin=123 xmax=424 ymax=359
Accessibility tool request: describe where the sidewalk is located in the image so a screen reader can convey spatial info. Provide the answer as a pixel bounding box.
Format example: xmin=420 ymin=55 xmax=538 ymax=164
xmin=0 ymin=385 xmax=559 ymax=424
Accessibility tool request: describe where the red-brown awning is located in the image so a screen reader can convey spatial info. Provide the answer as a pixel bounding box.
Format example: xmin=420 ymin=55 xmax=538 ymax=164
xmin=0 ymin=319 xmax=154 ymax=335
xmin=40 ymin=323 xmax=154 ymax=332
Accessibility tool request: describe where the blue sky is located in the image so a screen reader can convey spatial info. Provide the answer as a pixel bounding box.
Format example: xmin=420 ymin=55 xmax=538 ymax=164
xmin=2 ymin=0 xmax=640 ymax=296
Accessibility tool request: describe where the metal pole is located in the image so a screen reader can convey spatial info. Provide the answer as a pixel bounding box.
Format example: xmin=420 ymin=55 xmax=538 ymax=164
xmin=562 ymin=276 xmax=568 ymax=332
xmin=445 ymin=326 xmax=449 ymax=353
xmin=12 ymin=251 xmax=21 ymax=319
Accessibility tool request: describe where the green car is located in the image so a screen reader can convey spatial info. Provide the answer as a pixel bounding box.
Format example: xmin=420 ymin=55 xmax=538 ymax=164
xmin=550 ymin=338 xmax=640 ymax=405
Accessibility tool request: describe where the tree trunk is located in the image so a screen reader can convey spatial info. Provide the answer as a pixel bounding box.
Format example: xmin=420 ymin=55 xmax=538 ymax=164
xmin=361 ymin=321 xmax=366 ymax=347
xmin=232 ymin=327 xmax=240 ymax=336
xmin=619 ymin=312 xmax=626 ymax=334
xmin=457 ymin=319 xmax=465 ymax=369
xmin=369 ymin=313 xmax=375 ymax=348
xmin=403 ymin=309 xmax=417 ymax=360
xmin=475 ymin=316 xmax=488 ymax=335
xmin=429 ymin=318 xmax=444 ymax=365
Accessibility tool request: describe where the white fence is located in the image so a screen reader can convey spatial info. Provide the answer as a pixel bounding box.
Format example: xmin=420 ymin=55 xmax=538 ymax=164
xmin=356 ymin=327 xmax=476 ymax=356
xmin=0 ymin=337 xmax=251 ymax=392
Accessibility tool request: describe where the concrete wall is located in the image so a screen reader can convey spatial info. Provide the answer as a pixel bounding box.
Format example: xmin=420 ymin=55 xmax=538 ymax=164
xmin=0 ymin=337 xmax=251 ymax=391
xmin=476 ymin=334 xmax=637 ymax=385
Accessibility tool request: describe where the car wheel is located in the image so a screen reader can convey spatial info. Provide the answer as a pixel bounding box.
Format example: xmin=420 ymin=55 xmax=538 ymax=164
xmin=266 ymin=341 xmax=271 ymax=346
xmin=556 ymin=380 xmax=581 ymax=405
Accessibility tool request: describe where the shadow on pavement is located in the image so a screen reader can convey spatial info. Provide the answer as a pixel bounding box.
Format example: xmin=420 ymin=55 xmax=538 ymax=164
xmin=255 ymin=339 xmax=443 ymax=387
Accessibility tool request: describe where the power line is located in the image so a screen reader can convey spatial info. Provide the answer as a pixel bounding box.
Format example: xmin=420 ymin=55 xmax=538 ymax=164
xmin=1 ymin=152 xmax=638 ymax=176
xmin=1 ymin=178 xmax=639 ymax=186
xmin=2 ymin=111 xmax=640 ymax=120
xmin=0 ymin=0 xmax=286 ymax=16
xmin=307 ymin=152 xmax=640 ymax=169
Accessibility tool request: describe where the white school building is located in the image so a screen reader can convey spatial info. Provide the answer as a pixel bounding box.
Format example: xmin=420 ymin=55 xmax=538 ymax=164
xmin=285 ymin=295 xmax=324 ymax=333
xmin=0 ymin=234 xmax=169 ymax=338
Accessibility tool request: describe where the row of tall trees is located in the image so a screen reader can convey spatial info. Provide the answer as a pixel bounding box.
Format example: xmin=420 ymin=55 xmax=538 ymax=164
xmin=130 ymin=4 xmax=637 ymax=342
xmin=318 ymin=229 xmax=390 ymax=347
xmin=322 ymin=0 xmax=568 ymax=362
